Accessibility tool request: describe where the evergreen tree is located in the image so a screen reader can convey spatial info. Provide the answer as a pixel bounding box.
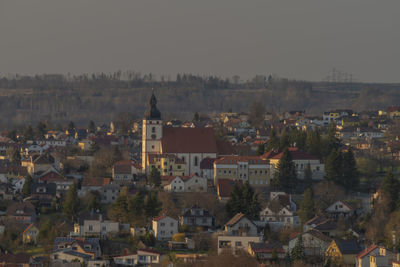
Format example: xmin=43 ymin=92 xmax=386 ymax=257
xmin=112 ymin=146 xmax=123 ymax=163
xmin=225 ymin=181 xmax=261 ymax=220
xmin=381 ymin=171 xmax=400 ymax=212
xmin=108 ymin=187 xmax=130 ymax=222
xmin=144 ymin=190 xmax=161 ymax=218
xmin=7 ymin=130 xmax=17 ymax=142
xmin=263 ymin=223 xmax=271 ymax=242
xmin=304 ymin=162 xmax=313 ymax=189
xmin=298 ymin=188 xmax=315 ymax=224
xmin=193 ymin=112 xmax=200 ymax=122
xmin=279 ymin=129 xmax=290 ymax=150
xmin=256 ymin=144 xmax=265 ymax=156
xmin=24 ymin=125 xmax=34 ymax=141
xmin=306 ymin=128 xmax=322 ymax=159
xmin=36 ymin=121 xmax=47 ymax=138
xmin=87 ymin=191 xmax=101 ymax=212
xmin=266 ymin=129 xmax=280 ymax=151
xmin=272 ymin=148 xmax=297 ymax=192
xmin=88 ymin=120 xmax=96 ymax=134
xmin=323 ymin=122 xmax=340 ymax=158
xmin=22 ymin=176 xmax=33 ymax=197
xmin=342 ymin=148 xmax=358 ymax=190
xmin=62 ymin=183 xmax=80 ymax=221
xmin=68 ymin=121 xmax=75 ymax=130
xmin=148 ymin=167 xmax=161 ymax=187
xmin=291 ymin=235 xmax=305 ymax=262
xmin=130 ymin=191 xmax=145 ymax=216
xmin=226 ymin=182 xmax=243 ymax=218
xmin=326 ymin=149 xmax=343 ymax=184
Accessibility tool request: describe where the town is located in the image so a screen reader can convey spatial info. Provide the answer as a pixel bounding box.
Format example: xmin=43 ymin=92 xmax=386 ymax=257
xmin=0 ymin=90 xmax=399 ymax=267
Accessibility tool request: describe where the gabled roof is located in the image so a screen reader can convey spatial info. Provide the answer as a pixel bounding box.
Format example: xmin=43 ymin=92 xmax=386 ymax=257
xmin=113 ymin=160 xmax=141 ymax=174
xmin=264 ymin=147 xmax=318 ymax=160
xmin=82 ymin=178 xmax=111 ymax=187
xmin=161 ymin=127 xmax=217 ymax=153
xmin=357 ymin=245 xmax=378 ymax=259
xmin=334 ymin=239 xmax=362 ymax=255
xmin=224 ymin=213 xmax=255 ymax=228
xmin=6 ymin=202 xmax=36 ymax=217
xmin=249 ymin=241 xmax=285 ymax=253
xmin=0 ymin=253 xmax=31 ymax=264
xmin=153 ymin=215 xmax=176 ymax=222
xmin=22 ymin=223 xmax=38 ymax=235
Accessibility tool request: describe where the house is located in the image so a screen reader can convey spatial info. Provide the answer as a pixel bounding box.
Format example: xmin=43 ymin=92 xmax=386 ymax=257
xmin=27 ymin=182 xmax=57 ymax=209
xmin=325 ymin=239 xmax=362 ymax=267
xmin=259 ymin=192 xmax=299 ymax=229
xmin=72 ymin=212 xmax=123 ymax=239
xmin=179 ymin=205 xmax=215 ymax=229
xmin=326 ymin=200 xmax=357 ymax=220
xmin=100 ymin=184 xmax=122 ymax=204
xmin=51 ymin=237 xmax=101 ymax=264
xmin=163 ymin=174 xmax=207 ymax=193
xmin=152 ymin=215 xmax=179 ymax=240
xmin=80 ymin=178 xmax=111 ymax=196
xmin=112 ymin=160 xmax=142 ymax=182
xmin=356 ymin=245 xmax=395 ymax=267
xmin=22 ymin=223 xmax=39 ymax=244
xmin=147 ymin=154 xmax=186 ymax=177
xmin=248 ymin=242 xmax=286 ymax=262
xmin=6 ymin=202 xmax=36 ymax=224
xmin=304 ymin=216 xmax=339 ymax=238
xmin=0 ymin=253 xmax=33 ymax=267
xmin=386 ymin=106 xmax=400 ymax=119
xmin=217 ymin=213 xmax=261 ymax=254
xmin=22 ymin=153 xmax=56 ymax=175
xmin=113 ymin=249 xmax=161 ymax=266
xmin=213 ymin=156 xmax=271 ymax=186
xmin=141 ymin=92 xmax=217 ymax=175
xmin=200 ymin=157 xmax=215 ymax=181
xmin=263 ymin=148 xmax=325 ymax=180
xmin=288 ymin=230 xmax=332 ymax=257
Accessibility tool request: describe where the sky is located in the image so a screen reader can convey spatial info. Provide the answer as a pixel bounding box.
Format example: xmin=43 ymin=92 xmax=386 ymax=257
xmin=1 ymin=0 xmax=399 ymax=83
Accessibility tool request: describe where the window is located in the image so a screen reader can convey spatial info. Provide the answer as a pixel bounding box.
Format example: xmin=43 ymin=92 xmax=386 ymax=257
xmin=152 ymin=127 xmax=156 ymax=133
xmin=151 ymin=145 xmax=155 ymax=149
xmin=170 ymin=222 xmax=174 ymax=226
xmin=194 ymin=156 xmax=198 ymax=166
xmin=235 ymin=241 xmax=242 ymax=247
xmin=161 ymin=223 xmax=165 ymax=226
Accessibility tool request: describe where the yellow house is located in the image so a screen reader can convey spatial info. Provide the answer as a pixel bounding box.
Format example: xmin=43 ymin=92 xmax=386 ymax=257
xmin=213 ymin=156 xmax=270 ymax=186
xmin=148 ymin=154 xmax=186 ymax=176
xmin=22 ymin=224 xmax=39 ymax=245
xmin=325 ymin=239 xmax=361 ymax=267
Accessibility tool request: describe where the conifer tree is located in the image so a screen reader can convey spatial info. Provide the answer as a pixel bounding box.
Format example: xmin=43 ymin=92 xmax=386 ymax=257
xmin=298 ymin=188 xmax=315 ymax=224
xmin=381 ymin=171 xmax=400 ymax=212
xmin=62 ymin=183 xmax=80 ymax=221
xmin=226 ymin=182 xmax=243 ymax=218
xmin=148 ymin=167 xmax=161 ymax=187
xmin=291 ymin=235 xmax=305 ymax=262
xmin=342 ymin=148 xmax=358 ymax=190
xmin=22 ymin=176 xmax=33 ymax=197
xmin=273 ymin=148 xmax=297 ymax=192
xmin=326 ymin=149 xmax=343 ymax=184
xmin=256 ymin=144 xmax=265 ymax=156
xmin=88 ymin=120 xmax=96 ymax=134
xmin=304 ymin=162 xmax=313 ymax=189
xmin=306 ymin=128 xmax=322 ymax=159
xmin=226 ymin=181 xmax=261 ymax=220
xmin=266 ymin=129 xmax=280 ymax=151
xmin=145 ymin=190 xmax=161 ymax=218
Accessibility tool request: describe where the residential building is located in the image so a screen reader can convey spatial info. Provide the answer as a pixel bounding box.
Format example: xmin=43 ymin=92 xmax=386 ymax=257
xmin=325 ymin=239 xmax=362 ymax=267
xmin=326 ymin=200 xmax=357 ymax=220
xmin=113 ymin=249 xmax=160 ymax=266
xmin=248 ymin=242 xmax=286 ymax=262
xmin=100 ymin=184 xmax=122 ymax=204
xmin=263 ymin=148 xmax=325 ymax=180
xmin=0 ymin=253 xmax=33 ymax=267
xmin=200 ymin=157 xmax=215 ymax=181
xmin=288 ymin=230 xmax=332 ymax=257
xmin=148 ymin=154 xmax=186 ymax=177
xmin=6 ymin=202 xmax=36 ymax=224
xmin=152 ymin=215 xmax=179 ymax=241
xmin=218 ymin=213 xmax=261 ymax=254
xmin=179 ymin=205 xmax=215 ymax=229
xmin=28 ymin=182 xmax=57 ymax=209
xmin=163 ymin=174 xmax=207 ymax=193
xmin=22 ymin=224 xmax=39 ymax=245
xmin=112 ymin=160 xmax=142 ymax=182
xmin=259 ymin=192 xmax=299 ymax=229
xmin=72 ymin=211 xmax=124 ymax=239
xmin=51 ymin=237 xmax=101 ymax=264
xmin=213 ymin=156 xmax=271 ymax=186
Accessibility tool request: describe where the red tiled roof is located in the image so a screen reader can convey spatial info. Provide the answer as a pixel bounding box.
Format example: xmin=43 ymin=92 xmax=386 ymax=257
xmin=153 ymin=215 xmax=166 ymax=222
xmin=82 ymin=178 xmax=111 ymax=187
xmin=113 ymin=160 xmax=141 ymax=174
xmin=357 ymin=245 xmax=378 ymax=259
xmin=162 ymin=127 xmax=217 ymax=153
xmin=214 ymin=156 xmax=268 ymax=165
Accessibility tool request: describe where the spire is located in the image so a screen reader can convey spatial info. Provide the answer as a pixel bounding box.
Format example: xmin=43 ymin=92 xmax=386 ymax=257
xmin=145 ymin=89 xmax=161 ymax=120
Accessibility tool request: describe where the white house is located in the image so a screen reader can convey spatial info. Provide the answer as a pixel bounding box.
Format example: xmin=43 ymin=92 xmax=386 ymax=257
xmin=112 ymin=160 xmax=142 ymax=182
xmin=72 ymin=212 xmax=125 ymax=239
xmin=164 ymin=175 xmax=207 ymax=193
xmin=114 ymin=249 xmax=160 ymax=266
xmin=288 ymin=230 xmax=332 ymax=257
xmin=325 ymin=200 xmax=356 ymax=220
xmin=152 ymin=215 xmax=179 ymax=240
xmin=260 ymin=192 xmax=299 ymax=229
xmin=217 ymin=213 xmax=261 ymax=255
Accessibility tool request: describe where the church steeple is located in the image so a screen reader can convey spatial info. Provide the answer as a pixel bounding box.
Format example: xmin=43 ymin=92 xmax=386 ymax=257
xmin=145 ymin=89 xmax=161 ymax=120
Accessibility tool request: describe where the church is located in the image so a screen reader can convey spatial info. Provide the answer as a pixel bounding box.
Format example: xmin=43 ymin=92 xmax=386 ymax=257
xmin=141 ymin=91 xmax=217 ymax=176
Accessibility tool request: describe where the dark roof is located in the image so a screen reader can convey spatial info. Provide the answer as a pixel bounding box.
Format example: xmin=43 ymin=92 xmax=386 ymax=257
xmin=113 ymin=160 xmax=141 ymax=173
xmin=199 ymin=157 xmax=216 ymax=169
xmin=53 ymin=237 xmax=100 ymax=253
xmin=145 ymin=92 xmax=161 ymax=120
xmin=249 ymin=242 xmax=285 ymax=253
xmin=162 ymin=127 xmax=217 ymax=153
xmin=31 ymin=182 xmax=57 ymax=195
xmin=217 ymin=179 xmax=242 ymax=198
xmin=82 ymin=178 xmax=111 ymax=187
xmin=265 ymin=147 xmax=318 ymax=160
xmin=335 ymin=239 xmax=362 ymax=255
xmin=6 ymin=202 xmax=36 ymax=217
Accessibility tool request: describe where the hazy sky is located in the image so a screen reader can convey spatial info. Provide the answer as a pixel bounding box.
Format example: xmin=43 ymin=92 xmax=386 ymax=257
xmin=1 ymin=0 xmax=399 ymax=83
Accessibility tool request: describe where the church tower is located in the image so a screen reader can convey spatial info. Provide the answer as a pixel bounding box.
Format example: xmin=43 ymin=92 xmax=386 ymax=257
xmin=142 ymin=90 xmax=162 ymax=174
